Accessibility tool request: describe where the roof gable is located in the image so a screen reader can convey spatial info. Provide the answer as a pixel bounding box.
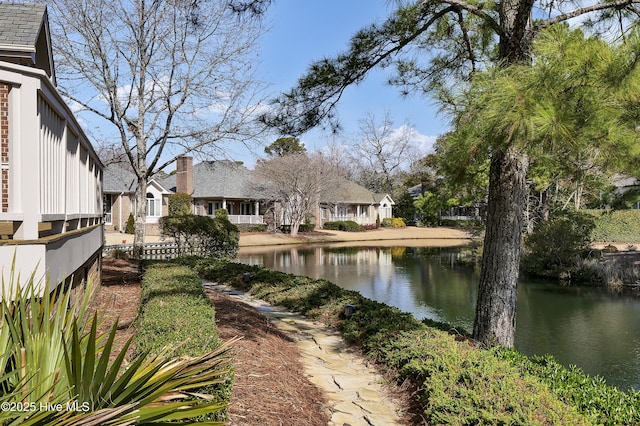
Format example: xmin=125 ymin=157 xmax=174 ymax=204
xmin=103 ymin=164 xmax=137 ymax=193
xmin=148 ymin=179 xmax=171 ymax=194
xmin=326 ymin=178 xmax=393 ymax=205
xmin=0 ymin=3 xmax=55 ymax=82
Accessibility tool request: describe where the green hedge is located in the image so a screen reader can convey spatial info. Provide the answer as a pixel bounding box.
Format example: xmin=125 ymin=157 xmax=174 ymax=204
xmin=439 ymin=219 xmax=485 ymax=228
xmin=192 ymin=259 xmax=640 ymax=425
xmin=584 ymin=209 xmax=640 ymax=242
xmin=236 ymin=223 xmax=268 ymax=232
xmin=322 ymin=220 xmax=365 ymax=232
xmin=137 ymin=261 xmax=232 ymax=419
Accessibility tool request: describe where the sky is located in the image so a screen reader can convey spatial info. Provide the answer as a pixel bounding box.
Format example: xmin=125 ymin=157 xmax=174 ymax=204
xmin=225 ymin=0 xmax=450 ymax=167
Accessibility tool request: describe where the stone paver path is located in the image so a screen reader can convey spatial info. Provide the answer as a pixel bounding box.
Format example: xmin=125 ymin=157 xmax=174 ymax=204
xmin=203 ymin=281 xmax=406 ymax=426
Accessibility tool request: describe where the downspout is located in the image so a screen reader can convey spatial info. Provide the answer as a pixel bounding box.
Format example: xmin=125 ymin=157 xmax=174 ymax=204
xmin=119 ymin=191 xmax=124 ymax=232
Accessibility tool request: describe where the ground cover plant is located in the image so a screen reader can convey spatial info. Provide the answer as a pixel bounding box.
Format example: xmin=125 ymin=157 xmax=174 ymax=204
xmin=136 ymin=261 xmax=234 ymax=421
xmin=584 ymin=209 xmax=640 ymax=243
xmin=194 ymin=258 xmax=640 ymax=425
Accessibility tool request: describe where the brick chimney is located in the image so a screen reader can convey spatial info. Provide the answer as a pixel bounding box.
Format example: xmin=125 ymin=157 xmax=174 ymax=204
xmin=176 ymin=156 xmax=193 ymax=194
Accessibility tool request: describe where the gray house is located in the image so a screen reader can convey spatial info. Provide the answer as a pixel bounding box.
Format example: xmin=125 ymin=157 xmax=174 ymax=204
xmin=102 ymin=164 xmax=171 ymax=234
xmin=102 ymin=164 xmax=137 ymax=232
xmin=159 ymin=156 xmax=264 ymax=225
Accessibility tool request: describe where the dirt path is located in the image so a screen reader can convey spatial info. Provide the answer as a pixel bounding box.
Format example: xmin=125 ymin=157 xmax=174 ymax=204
xmin=104 ymin=226 xmax=474 ymax=247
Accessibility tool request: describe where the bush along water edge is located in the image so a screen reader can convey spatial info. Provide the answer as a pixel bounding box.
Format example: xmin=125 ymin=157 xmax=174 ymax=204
xmin=186 ymin=257 xmax=640 ymax=425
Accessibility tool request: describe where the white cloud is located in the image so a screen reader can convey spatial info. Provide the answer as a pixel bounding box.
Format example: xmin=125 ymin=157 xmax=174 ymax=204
xmin=390 ymin=124 xmax=437 ymax=156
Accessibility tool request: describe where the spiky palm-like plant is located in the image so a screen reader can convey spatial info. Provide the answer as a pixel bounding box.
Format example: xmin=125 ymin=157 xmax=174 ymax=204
xmin=0 ymin=259 xmax=233 ymax=425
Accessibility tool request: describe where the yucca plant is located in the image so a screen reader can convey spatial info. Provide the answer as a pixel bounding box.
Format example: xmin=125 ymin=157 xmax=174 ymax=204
xmin=0 ymin=258 xmax=233 ymax=425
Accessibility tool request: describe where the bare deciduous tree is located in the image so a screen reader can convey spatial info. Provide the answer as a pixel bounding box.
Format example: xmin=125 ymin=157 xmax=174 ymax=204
xmin=351 ymin=111 xmax=418 ymax=195
xmin=321 ymin=138 xmax=357 ymax=181
xmin=253 ymin=153 xmax=340 ymax=236
xmin=49 ymin=0 xmax=267 ymax=256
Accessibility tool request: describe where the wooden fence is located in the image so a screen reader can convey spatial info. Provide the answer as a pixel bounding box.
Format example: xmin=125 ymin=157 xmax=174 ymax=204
xmin=103 ymin=242 xmax=199 ymax=260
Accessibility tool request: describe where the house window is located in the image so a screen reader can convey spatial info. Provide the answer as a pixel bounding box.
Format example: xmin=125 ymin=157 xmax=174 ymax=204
xmin=240 ymin=202 xmax=252 ymax=215
xmin=208 ymin=201 xmax=223 ymax=215
xmin=147 ymin=192 xmax=161 ymax=217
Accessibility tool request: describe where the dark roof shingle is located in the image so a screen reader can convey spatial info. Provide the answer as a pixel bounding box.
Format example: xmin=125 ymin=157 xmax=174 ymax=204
xmin=0 ymin=3 xmax=46 ymax=47
xmin=160 ymin=160 xmax=261 ymax=199
xmin=103 ymin=164 xmax=137 ymax=193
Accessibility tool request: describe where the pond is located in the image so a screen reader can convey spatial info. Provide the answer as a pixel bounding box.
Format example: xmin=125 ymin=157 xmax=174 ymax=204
xmin=237 ymin=244 xmax=640 ymax=391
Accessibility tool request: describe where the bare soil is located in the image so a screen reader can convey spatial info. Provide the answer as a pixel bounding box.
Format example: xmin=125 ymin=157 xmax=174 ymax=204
xmin=94 ymin=257 xmax=331 ymax=425
xmin=90 ymin=257 xmax=142 ymax=361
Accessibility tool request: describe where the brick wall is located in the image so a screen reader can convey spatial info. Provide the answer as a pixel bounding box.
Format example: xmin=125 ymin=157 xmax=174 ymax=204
xmin=0 ymin=83 xmax=8 ymax=213
xmin=176 ymin=156 xmax=193 ymax=195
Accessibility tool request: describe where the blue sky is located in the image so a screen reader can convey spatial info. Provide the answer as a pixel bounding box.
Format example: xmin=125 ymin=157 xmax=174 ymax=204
xmin=228 ymin=0 xmax=450 ymax=166
xmin=67 ymin=1 xmax=449 ymax=170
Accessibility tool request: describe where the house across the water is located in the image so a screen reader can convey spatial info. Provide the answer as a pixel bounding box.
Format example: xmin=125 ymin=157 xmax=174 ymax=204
xmin=104 ymin=156 xmax=394 ymax=235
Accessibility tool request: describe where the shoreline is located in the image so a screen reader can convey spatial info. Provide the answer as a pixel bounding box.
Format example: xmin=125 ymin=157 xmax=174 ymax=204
xmin=103 ymin=226 xmax=474 ymax=247
xmin=103 ymin=227 xmax=639 ymax=251
xmin=238 ymin=226 xmax=474 ymax=247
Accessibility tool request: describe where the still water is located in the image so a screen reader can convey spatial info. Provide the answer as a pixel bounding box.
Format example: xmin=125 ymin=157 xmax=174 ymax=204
xmin=237 ymin=244 xmax=640 ymax=391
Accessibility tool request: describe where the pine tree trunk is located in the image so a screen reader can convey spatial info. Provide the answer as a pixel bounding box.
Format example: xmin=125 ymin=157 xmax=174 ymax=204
xmin=472 ymin=145 xmax=529 ymax=347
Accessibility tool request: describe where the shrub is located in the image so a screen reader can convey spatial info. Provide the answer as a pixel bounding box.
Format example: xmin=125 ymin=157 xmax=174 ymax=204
xmin=280 ymin=224 xmax=291 ymax=233
xmin=108 ymin=247 xmax=129 ymax=260
xmin=125 ymin=212 xmax=135 ymax=234
xmin=440 ymin=218 xmax=485 ymax=228
xmin=236 ymin=223 xmax=268 ymax=232
xmin=323 ymin=220 xmax=364 ymax=232
xmin=167 ymin=192 xmax=193 ymax=216
xmin=522 ymin=211 xmax=596 ymax=278
xmin=299 ymin=223 xmax=315 ymax=232
xmin=281 ymin=222 xmax=316 ymax=233
xmin=392 ymin=217 xmax=406 ymax=228
xmin=214 ymin=208 xmax=229 ymax=220
xmin=138 ymin=262 xmax=224 ymax=356
xmin=381 ymin=217 xmax=406 ymax=228
xmin=159 ymin=214 xmax=239 ymax=258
